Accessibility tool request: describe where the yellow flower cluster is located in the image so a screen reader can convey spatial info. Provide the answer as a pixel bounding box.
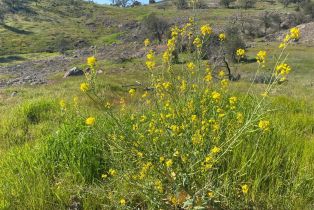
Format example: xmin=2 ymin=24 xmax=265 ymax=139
xmin=129 ymin=88 xmax=136 ymax=96
xmin=200 ymin=24 xmax=212 ymax=36
xmin=146 ymin=50 xmax=155 ymax=70
xmin=290 ymin=27 xmax=300 ymax=40
xmin=236 ymin=48 xmax=246 ymax=58
xmin=218 ymin=33 xmax=226 ymax=41
xmin=59 ymin=99 xmax=66 ymax=110
xmin=258 ymin=120 xmax=270 ymax=131
xmin=85 ymin=117 xmax=95 ymax=126
xmin=256 ymin=50 xmax=267 ymax=64
xmin=144 ymin=38 xmax=150 ymax=47
xmin=275 ymin=63 xmax=291 ymax=81
xmin=80 ymin=82 xmax=89 ymax=92
xmin=241 ymin=184 xmax=249 ymax=194
xmin=187 ymin=62 xmax=196 ymax=73
xmin=87 ymin=56 xmax=96 ymax=67
xmin=193 ymin=37 xmax=202 ymax=48
xmin=279 ymin=27 xmax=300 ymax=48
xmin=77 ymin=17 xmax=290 ymax=208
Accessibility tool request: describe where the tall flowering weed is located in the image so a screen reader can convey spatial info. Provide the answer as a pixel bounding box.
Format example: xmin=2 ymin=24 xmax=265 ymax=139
xmin=76 ymin=21 xmax=300 ymax=209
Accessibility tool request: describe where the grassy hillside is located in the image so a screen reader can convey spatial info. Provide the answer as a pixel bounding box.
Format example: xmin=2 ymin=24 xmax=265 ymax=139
xmin=0 ymin=0 xmax=296 ymax=56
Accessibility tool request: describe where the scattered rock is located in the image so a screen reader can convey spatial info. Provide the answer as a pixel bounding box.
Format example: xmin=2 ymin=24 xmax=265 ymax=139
xmin=10 ymin=91 xmax=18 ymax=97
xmin=63 ymin=67 xmax=84 ymax=78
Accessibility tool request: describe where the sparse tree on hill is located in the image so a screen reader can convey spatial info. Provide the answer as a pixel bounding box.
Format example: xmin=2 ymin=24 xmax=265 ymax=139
xmin=142 ymin=13 xmax=169 ymax=42
xmin=173 ymin=0 xmax=189 ymax=9
xmin=237 ymin=0 xmax=257 ymax=9
xmin=220 ymin=0 xmax=236 ymax=8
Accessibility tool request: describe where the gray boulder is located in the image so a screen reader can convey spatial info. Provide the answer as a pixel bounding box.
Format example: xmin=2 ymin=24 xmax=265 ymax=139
xmin=63 ymin=67 xmax=84 ymax=78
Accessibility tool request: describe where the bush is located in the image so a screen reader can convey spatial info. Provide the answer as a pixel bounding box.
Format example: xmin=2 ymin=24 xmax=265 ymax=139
xmin=302 ymin=1 xmax=314 ymax=18
xmin=237 ymin=0 xmax=257 ymax=9
xmin=142 ymin=13 xmax=169 ymax=42
xmin=225 ymin=26 xmax=246 ymax=61
xmin=220 ymin=0 xmax=235 ymax=7
xmin=172 ymin=0 xmax=189 ymax=9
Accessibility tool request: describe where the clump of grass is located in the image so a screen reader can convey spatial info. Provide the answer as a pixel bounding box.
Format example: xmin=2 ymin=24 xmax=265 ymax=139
xmin=0 ymin=99 xmax=60 ymax=150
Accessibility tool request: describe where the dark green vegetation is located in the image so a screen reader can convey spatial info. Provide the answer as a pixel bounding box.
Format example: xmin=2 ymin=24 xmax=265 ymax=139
xmin=0 ymin=0 xmax=313 ymax=209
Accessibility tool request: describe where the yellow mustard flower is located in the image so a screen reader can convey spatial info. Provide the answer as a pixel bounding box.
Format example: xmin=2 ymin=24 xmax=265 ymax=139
xmin=191 ymin=114 xmax=197 ymax=122
xmin=275 ymin=63 xmax=291 ymax=77
xmin=154 ymin=180 xmax=163 ymax=193
xmin=219 ymin=33 xmax=226 ymax=41
xmin=200 ymin=24 xmax=212 ymax=36
xmin=167 ymin=38 xmax=176 ymax=51
xmin=204 ymin=73 xmax=212 ymax=82
xmin=193 ymin=37 xmax=202 ymax=48
xmin=187 ymin=62 xmax=196 ymax=70
xmin=120 ymin=198 xmax=126 ymax=206
xmin=256 ymin=50 xmax=267 ymax=64
xmin=208 ymin=191 xmax=214 ymax=198
xmin=258 ymin=120 xmax=270 ymax=131
xmin=163 ymin=50 xmax=171 ymax=63
xmin=109 ymin=168 xmax=117 ymax=176
xmin=146 ymin=60 xmax=155 ymax=70
xmin=236 ymin=48 xmax=246 ymax=58
xmin=211 ymin=91 xmax=221 ymax=102
xmin=80 ymin=82 xmax=89 ymax=92
xmin=229 ymin=96 xmax=237 ymax=105
xmin=290 ymin=27 xmax=300 ymax=40
xmin=218 ymin=70 xmax=225 ymax=78
xmin=85 ymin=117 xmax=95 ymax=126
xmin=59 ymin=99 xmax=66 ymax=109
xmin=211 ymin=146 xmax=221 ymax=154
xmin=144 ymin=38 xmax=150 ymax=46
xmin=220 ymin=79 xmax=229 ymax=89
xmin=237 ymin=112 xmax=244 ymax=124
xmin=165 ymin=159 xmax=173 ymax=168
xmin=87 ymin=56 xmax=96 ymax=67
xmin=241 ymin=184 xmax=249 ymax=194
xmin=129 ymin=88 xmax=136 ymax=96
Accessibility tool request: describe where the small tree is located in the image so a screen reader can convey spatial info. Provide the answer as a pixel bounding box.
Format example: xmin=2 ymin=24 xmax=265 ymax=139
xmin=142 ymin=13 xmax=169 ymax=42
xmin=302 ymin=1 xmax=314 ymax=18
xmin=237 ymin=0 xmax=257 ymax=9
xmin=260 ymin=11 xmax=272 ymax=36
xmin=115 ymin=0 xmax=130 ymax=7
xmin=173 ymin=0 xmax=189 ymax=9
xmin=220 ymin=0 xmax=235 ymax=8
xmin=225 ymin=26 xmax=246 ymax=61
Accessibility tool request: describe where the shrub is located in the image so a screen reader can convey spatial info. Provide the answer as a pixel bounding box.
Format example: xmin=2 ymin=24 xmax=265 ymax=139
xmin=142 ymin=13 xmax=169 ymax=42
xmin=225 ymin=26 xmax=246 ymax=61
xmin=237 ymin=0 xmax=257 ymax=9
xmin=302 ymin=1 xmax=314 ymax=18
xmin=172 ymin=0 xmax=189 ymax=9
xmin=71 ymin=20 xmax=308 ymax=209
xmin=220 ymin=0 xmax=236 ymax=7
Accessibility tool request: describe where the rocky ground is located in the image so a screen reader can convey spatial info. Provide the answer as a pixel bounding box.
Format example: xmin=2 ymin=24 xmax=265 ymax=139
xmin=266 ymin=21 xmax=314 ymax=45
xmin=0 ymin=43 xmax=145 ymax=88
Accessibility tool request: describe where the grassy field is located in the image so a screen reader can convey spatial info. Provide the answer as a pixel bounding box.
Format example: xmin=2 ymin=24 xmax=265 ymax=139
xmin=0 ymin=0 xmax=313 ymax=209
